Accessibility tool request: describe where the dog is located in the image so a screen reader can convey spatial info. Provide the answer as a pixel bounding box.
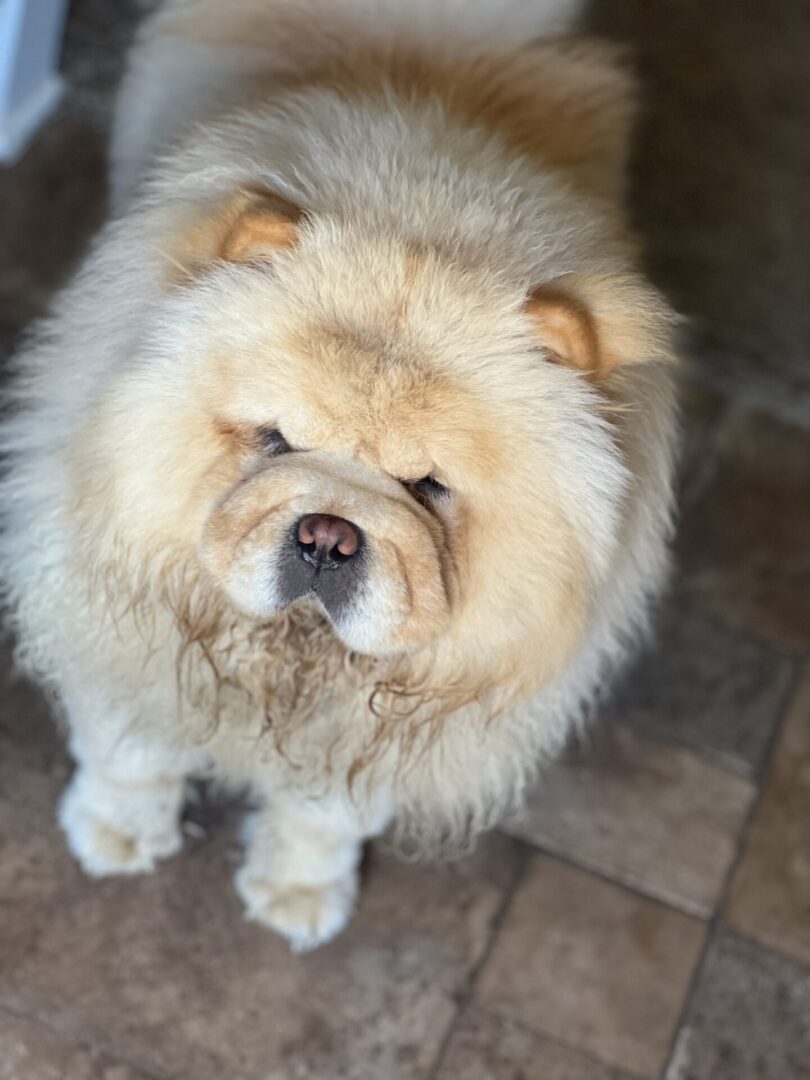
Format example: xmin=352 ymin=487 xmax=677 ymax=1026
xmin=0 ymin=0 xmax=678 ymax=950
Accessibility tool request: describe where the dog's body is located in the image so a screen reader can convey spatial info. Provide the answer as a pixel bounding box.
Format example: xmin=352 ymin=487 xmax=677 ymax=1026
xmin=0 ymin=0 xmax=678 ymax=949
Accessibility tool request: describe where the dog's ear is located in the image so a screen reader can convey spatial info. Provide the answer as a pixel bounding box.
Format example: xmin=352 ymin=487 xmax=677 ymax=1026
xmin=524 ymin=272 xmax=675 ymax=381
xmin=167 ymin=187 xmax=303 ymax=282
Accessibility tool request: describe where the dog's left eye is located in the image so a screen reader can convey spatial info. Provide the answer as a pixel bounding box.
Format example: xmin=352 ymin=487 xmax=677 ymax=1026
xmin=407 ymin=475 xmax=451 ymax=501
xmin=258 ymin=428 xmax=294 ymax=456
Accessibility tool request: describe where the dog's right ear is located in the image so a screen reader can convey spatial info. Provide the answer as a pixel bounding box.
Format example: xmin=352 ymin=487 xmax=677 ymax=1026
xmin=524 ymin=271 xmax=676 ymax=381
xmin=166 ymin=187 xmax=303 ymax=283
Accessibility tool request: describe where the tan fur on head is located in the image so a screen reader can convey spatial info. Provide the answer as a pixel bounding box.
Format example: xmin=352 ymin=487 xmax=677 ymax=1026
xmin=163 ymin=4 xmax=634 ymax=198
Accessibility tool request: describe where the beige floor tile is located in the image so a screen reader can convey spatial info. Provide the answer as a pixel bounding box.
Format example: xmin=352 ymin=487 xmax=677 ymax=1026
xmin=0 ymin=1009 xmax=151 ymax=1080
xmin=476 ymin=854 xmax=706 ymax=1078
xmin=676 ymin=404 xmax=810 ymax=650
xmin=502 ymin=724 xmax=754 ymax=916
xmin=437 ymin=1008 xmax=633 ymax=1080
xmin=725 ymin=673 xmax=810 ymax=965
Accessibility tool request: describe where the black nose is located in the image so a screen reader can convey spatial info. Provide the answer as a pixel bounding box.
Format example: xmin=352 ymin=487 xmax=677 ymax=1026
xmin=295 ymin=514 xmax=362 ymax=569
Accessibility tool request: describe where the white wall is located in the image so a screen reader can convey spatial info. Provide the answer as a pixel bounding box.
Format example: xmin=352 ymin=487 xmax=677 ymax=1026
xmin=0 ymin=0 xmax=67 ymax=163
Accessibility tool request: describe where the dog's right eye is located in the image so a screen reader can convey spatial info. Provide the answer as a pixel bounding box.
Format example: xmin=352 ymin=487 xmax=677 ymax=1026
xmin=258 ymin=428 xmax=293 ymax=456
xmin=405 ymin=475 xmax=451 ymax=503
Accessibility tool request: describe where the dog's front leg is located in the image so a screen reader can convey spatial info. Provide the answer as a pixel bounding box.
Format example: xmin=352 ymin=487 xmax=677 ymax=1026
xmin=57 ymin=684 xmax=199 ymax=878
xmin=235 ymin=788 xmax=392 ymax=951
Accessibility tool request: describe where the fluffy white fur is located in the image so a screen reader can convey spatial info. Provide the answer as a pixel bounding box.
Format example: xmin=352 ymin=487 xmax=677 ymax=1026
xmin=0 ymin=0 xmax=678 ymax=950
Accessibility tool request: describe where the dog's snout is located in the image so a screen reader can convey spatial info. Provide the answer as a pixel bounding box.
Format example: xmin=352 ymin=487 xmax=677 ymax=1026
xmin=296 ymin=514 xmax=361 ymax=566
xmin=281 ymin=514 xmax=365 ymax=619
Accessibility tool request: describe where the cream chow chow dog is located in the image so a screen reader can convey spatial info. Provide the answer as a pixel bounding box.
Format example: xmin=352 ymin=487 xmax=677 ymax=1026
xmin=0 ymin=0 xmax=678 ymax=950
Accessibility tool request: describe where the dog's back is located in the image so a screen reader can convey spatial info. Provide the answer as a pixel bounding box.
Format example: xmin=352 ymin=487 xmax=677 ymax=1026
xmin=111 ymin=0 xmax=584 ymax=208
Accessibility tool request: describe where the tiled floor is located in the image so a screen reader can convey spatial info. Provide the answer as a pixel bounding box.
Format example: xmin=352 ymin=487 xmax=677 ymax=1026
xmin=2 ymin=2 xmax=810 ymax=1078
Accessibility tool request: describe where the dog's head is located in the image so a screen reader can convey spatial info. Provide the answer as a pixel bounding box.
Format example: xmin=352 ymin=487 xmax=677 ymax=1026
xmin=80 ymin=185 xmax=673 ymax=695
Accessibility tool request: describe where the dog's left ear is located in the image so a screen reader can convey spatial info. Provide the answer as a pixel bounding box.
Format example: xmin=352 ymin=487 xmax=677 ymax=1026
xmin=167 ymin=187 xmax=303 ymax=282
xmin=525 ymin=272 xmax=674 ymax=381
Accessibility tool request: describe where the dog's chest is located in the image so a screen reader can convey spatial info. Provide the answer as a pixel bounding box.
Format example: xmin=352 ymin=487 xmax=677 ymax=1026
xmin=171 ymin=601 xmax=379 ymax=772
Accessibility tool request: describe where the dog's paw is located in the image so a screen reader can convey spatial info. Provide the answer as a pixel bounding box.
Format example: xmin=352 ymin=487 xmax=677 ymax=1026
xmin=235 ymin=868 xmax=358 ymax=951
xmin=59 ymin=776 xmax=183 ymax=877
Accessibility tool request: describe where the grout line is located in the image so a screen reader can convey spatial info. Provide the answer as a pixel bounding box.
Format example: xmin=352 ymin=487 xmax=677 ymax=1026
xmin=672 ymin=359 xmax=810 ymax=444
xmin=667 ymin=597 xmax=806 ymax=667
xmin=0 ymin=1001 xmax=169 ymax=1080
xmin=750 ymin=660 xmax=807 ymax=786
xmin=717 ymin=924 xmax=810 ymax=977
xmin=473 ymin=1003 xmax=648 ymax=1080
xmin=683 ymin=362 xmax=810 ymax=440
xmin=655 ymin=908 xmax=714 ymax=1080
xmin=717 ymin=658 xmax=805 ymax=906
xmin=426 ymin=839 xmax=530 ymax=1080
xmin=676 ymin=395 xmax=731 ymax=510
xmin=657 ymin=659 xmax=806 ymax=1079
xmin=504 ymin=833 xmax=711 ymax=923
xmin=604 ymin=704 xmax=765 ymax=785
xmin=619 ymin=713 xmax=760 ymax=783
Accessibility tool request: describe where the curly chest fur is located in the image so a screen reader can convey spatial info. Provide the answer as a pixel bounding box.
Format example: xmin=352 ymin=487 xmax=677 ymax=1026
xmin=152 ymin=585 xmax=439 ymax=790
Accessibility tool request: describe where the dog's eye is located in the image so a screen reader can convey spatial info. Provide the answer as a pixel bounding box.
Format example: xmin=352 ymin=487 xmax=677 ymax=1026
xmin=258 ymin=427 xmax=293 ymax=456
xmin=407 ymin=475 xmax=451 ymax=501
